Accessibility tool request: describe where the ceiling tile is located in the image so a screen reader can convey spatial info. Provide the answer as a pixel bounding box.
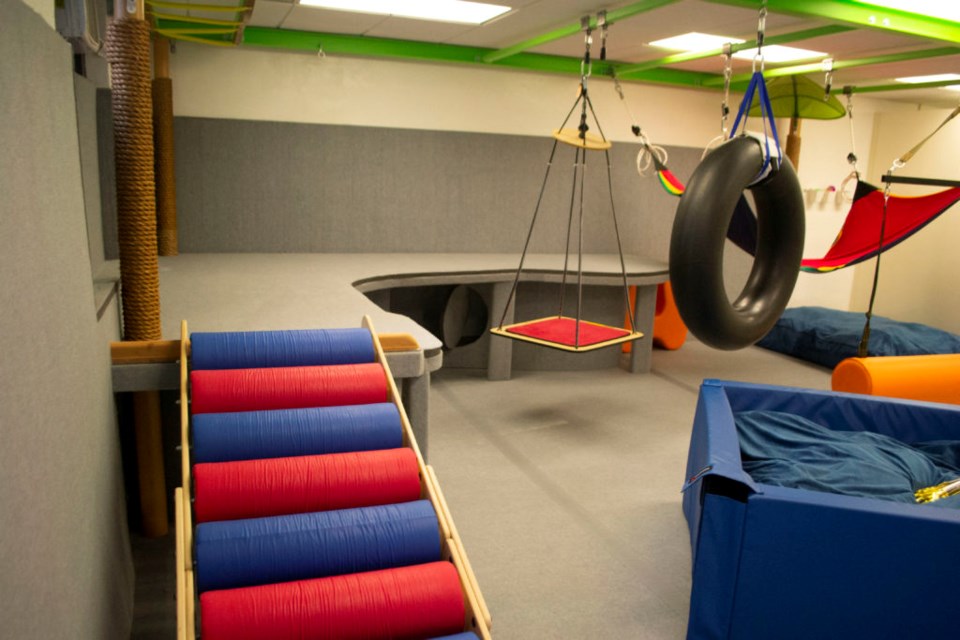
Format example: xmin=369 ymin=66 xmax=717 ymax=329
xmin=281 ymin=5 xmax=388 ymax=34
xmin=363 ymin=16 xmax=478 ymax=43
xmin=248 ymin=1 xmax=294 ymax=29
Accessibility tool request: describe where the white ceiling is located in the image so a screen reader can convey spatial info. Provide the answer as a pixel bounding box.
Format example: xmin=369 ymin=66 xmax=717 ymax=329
xmin=224 ymin=0 xmax=960 ymax=107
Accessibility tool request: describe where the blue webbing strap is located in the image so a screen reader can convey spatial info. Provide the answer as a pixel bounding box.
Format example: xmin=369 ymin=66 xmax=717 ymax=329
xmin=729 ymin=71 xmax=782 ymax=178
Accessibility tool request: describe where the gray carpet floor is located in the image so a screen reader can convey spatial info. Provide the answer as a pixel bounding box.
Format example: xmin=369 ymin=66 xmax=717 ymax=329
xmin=130 ymin=339 xmax=831 ymax=639
xmin=427 ymin=340 xmax=831 ymax=639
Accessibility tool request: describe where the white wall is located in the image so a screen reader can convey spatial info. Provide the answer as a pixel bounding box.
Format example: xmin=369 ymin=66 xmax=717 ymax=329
xmin=169 ymin=42 xmax=951 ymax=317
xmin=171 ymin=43 xmax=726 ymax=146
xmin=850 ymin=106 xmax=960 ymax=333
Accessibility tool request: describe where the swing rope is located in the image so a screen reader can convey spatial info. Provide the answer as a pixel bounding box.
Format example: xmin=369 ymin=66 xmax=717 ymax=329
xmin=581 ymin=30 xmax=635 ymax=333
xmin=496 ymin=138 xmax=561 ymax=331
xmin=858 ymin=104 xmax=960 ymax=357
xmin=703 ymin=42 xmax=735 ymax=158
xmin=837 ymin=86 xmax=860 ymax=202
xmin=585 ymin=90 xmax=636 ymax=331
xmin=727 ymin=2 xmax=782 ymax=181
xmin=493 ymin=14 xmax=640 ymax=350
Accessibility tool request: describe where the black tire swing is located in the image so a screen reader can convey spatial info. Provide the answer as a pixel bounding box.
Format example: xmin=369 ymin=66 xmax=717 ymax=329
xmin=670 ymin=40 xmax=805 ymax=350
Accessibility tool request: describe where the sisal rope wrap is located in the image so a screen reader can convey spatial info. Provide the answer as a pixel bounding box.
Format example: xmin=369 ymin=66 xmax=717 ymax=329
xmin=152 ymin=77 xmax=178 ymax=256
xmin=106 ymin=18 xmax=162 ymax=341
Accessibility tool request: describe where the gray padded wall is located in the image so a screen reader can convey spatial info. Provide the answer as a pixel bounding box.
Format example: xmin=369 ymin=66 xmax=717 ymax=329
xmin=76 ymin=76 xmax=106 ymax=269
xmin=97 ymin=87 xmax=119 ymax=260
xmin=174 ymin=116 xmax=703 ymax=258
xmin=0 ymin=2 xmax=134 ymax=637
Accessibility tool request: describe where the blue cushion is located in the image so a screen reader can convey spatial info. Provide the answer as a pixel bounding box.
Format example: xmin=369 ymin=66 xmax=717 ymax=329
xmin=757 ymin=305 xmax=960 ymax=368
xmin=736 ymin=409 xmax=960 ymax=508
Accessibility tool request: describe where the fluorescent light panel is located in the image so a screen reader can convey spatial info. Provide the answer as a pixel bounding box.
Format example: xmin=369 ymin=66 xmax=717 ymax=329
xmin=853 ymin=1 xmax=960 ymax=22
xmin=896 ymin=73 xmax=960 ymax=91
xmin=299 ymin=0 xmax=512 ymax=25
xmin=648 ymin=32 xmax=739 ymax=51
xmin=732 ymin=45 xmax=827 ymax=64
xmin=649 ymin=32 xmax=826 ymax=63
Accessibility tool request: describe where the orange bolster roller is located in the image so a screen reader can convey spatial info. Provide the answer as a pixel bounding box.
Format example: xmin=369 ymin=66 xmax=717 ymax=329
xmin=832 ymin=354 xmax=960 ymax=405
xmin=623 ymin=283 xmax=688 ymax=352
xmin=652 ymin=281 xmax=688 ymax=351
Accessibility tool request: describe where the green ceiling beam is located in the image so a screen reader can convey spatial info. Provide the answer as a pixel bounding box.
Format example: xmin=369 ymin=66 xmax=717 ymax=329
xmin=480 ymin=0 xmax=678 ymax=64
xmin=707 ymin=45 xmax=960 ymax=87
xmin=614 ymin=24 xmax=853 ymax=79
xmin=851 ymin=79 xmax=960 ymax=93
xmin=704 ymin=0 xmax=960 ymax=44
xmin=241 ymin=27 xmax=718 ymax=88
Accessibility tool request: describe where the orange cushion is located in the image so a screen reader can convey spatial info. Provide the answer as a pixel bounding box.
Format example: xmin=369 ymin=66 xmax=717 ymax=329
xmin=832 ymin=355 xmax=960 ymax=405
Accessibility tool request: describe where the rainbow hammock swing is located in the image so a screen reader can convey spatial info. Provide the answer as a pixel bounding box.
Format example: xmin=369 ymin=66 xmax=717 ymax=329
xmin=803 ymin=103 xmax=960 ymax=272
xmin=677 ymin=170 xmax=960 ymax=270
xmin=800 ymin=177 xmax=960 ymax=273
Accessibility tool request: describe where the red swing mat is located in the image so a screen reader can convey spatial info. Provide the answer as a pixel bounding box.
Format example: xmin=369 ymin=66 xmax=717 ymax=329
xmin=492 ymin=315 xmax=642 ymax=352
xmin=801 ymin=181 xmax=960 ymax=272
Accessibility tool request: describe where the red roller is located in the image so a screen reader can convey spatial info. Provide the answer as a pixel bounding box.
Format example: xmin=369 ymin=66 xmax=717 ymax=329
xmin=200 ymin=561 xmax=465 ymax=640
xmin=193 ymin=448 xmax=422 ymax=523
xmin=190 ymin=363 xmax=388 ymax=414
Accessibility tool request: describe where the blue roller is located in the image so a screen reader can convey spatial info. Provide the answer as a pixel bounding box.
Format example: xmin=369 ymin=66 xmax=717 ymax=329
xmin=430 ymin=634 xmax=480 ymax=640
xmin=190 ymin=328 xmax=376 ymax=370
xmin=191 ymin=403 xmax=402 ymax=463
xmin=194 ymin=500 xmax=440 ymax=592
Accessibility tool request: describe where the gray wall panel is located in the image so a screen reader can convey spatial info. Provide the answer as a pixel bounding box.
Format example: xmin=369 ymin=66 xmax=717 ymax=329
xmin=174 ymin=116 xmax=703 ymax=259
xmin=96 ymin=87 xmax=118 ymax=260
xmin=76 ymin=76 xmax=105 ymax=269
xmin=0 ymin=2 xmax=133 ymax=637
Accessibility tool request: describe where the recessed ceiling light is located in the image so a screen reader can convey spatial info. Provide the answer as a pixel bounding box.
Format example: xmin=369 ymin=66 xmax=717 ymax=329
xmin=853 ymin=1 xmax=960 ymax=22
xmin=649 ymin=32 xmax=826 ymax=64
xmin=299 ymin=0 xmax=512 ymax=25
xmin=649 ymin=32 xmax=743 ymax=52
xmin=731 ymin=45 xmax=828 ymax=64
xmin=896 ymin=73 xmax=960 ymax=90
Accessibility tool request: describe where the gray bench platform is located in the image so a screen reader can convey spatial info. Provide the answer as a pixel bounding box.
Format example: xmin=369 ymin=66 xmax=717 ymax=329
xmin=108 ymin=253 xmax=668 ymax=458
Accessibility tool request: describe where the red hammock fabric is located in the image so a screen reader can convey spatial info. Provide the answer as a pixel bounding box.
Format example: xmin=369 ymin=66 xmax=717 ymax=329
xmin=802 ymin=181 xmax=960 ymax=273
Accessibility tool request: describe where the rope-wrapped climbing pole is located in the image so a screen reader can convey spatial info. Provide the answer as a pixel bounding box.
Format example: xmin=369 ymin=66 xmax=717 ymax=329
xmin=153 ymin=36 xmax=178 ymax=256
xmin=106 ymin=1 xmax=168 ymax=538
xmin=106 ymin=12 xmax=162 ymax=341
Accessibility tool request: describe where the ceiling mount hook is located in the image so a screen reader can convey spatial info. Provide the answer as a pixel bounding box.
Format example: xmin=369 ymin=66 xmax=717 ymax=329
xmin=754 ymin=0 xmax=768 ymax=72
xmin=597 ymin=10 xmax=608 ymax=61
xmin=822 ymin=58 xmax=834 ymax=100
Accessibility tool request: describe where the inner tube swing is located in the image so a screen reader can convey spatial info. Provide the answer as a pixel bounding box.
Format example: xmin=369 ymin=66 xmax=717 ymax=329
xmin=669 ymin=135 xmax=805 ymax=350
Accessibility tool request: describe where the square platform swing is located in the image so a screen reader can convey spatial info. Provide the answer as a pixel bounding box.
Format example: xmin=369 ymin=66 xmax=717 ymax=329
xmin=682 ymin=380 xmax=960 ymax=640
xmin=490 ymin=315 xmax=642 ymax=353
